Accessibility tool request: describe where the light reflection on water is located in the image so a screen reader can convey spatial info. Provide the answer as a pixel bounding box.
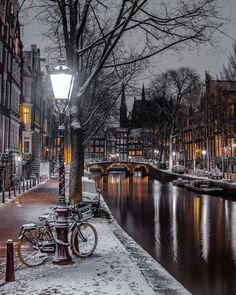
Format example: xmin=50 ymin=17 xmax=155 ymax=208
xmin=96 ymin=172 xmax=236 ymax=295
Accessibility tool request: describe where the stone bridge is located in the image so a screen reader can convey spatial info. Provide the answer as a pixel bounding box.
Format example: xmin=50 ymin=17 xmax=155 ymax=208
xmin=85 ymin=161 xmax=156 ymax=176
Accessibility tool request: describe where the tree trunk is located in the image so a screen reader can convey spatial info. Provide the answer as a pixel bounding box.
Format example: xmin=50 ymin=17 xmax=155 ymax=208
xmin=169 ymin=134 xmax=173 ymax=170
xmin=193 ymin=144 xmax=196 ymax=170
xmin=69 ymin=127 xmax=84 ymax=205
xmin=182 ymin=136 xmax=186 ymax=170
xmin=206 ymin=138 xmax=210 ymax=171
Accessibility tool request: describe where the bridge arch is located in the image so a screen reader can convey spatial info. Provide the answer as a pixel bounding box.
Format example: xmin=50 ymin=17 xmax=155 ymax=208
xmin=86 ymin=161 xmax=150 ymax=176
xmin=106 ymin=163 xmax=130 ymax=175
xmin=132 ymin=164 xmax=149 ymax=176
xmin=86 ymin=163 xmax=104 ymax=174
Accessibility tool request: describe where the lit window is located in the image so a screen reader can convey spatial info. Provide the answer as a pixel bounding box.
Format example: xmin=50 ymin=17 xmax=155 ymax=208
xmin=21 ymin=105 xmax=31 ymax=125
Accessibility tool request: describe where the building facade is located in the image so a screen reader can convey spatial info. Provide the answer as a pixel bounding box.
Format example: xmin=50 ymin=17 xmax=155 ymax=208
xmin=166 ymin=73 xmax=236 ymax=172
xmin=20 ymin=44 xmax=55 ymax=177
xmin=0 ymin=0 xmax=22 ymax=187
xmin=85 ymin=84 xmax=155 ymax=162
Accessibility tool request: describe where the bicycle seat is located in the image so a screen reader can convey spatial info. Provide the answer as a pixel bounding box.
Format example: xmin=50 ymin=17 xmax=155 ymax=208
xmin=21 ymin=223 xmax=36 ymax=230
xmin=39 ymin=213 xmax=52 ymax=222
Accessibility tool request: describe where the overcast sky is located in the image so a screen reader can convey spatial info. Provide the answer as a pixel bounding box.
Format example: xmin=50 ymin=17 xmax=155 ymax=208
xmin=21 ymin=0 xmax=236 ymax=83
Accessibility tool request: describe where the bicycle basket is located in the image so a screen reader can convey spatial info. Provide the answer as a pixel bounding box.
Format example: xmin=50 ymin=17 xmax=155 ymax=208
xmin=72 ymin=204 xmax=94 ymax=221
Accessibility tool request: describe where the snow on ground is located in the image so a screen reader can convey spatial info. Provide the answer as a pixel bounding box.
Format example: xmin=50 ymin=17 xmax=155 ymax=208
xmin=0 ymin=218 xmax=190 ymax=295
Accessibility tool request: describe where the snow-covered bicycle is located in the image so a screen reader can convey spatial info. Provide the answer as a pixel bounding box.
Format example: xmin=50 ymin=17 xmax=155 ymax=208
xmin=17 ymin=204 xmax=98 ymax=267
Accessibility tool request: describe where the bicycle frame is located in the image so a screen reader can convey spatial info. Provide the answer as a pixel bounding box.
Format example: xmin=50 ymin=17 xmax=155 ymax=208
xmin=17 ymin=206 xmax=97 ymax=266
xmin=18 ymin=205 xmax=94 ymax=252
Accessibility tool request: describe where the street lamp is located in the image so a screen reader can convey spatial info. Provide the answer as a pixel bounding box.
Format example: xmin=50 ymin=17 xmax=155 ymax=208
xmin=172 ymin=151 xmax=176 ymax=166
xmin=202 ymin=150 xmax=206 ymax=170
xmin=49 ymin=64 xmax=74 ymax=264
xmin=154 ymin=149 xmax=159 ymax=163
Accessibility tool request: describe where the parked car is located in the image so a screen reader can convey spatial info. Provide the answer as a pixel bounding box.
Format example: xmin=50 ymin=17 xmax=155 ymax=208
xmin=208 ymin=168 xmax=223 ymax=179
xmin=82 ymin=176 xmax=101 ymax=213
xmin=171 ymin=165 xmax=185 ymax=174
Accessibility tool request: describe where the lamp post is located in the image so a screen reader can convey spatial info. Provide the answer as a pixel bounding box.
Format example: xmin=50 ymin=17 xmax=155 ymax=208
xmin=49 ymin=65 xmax=74 ymax=264
xmin=202 ymin=150 xmax=206 ymax=170
xmin=172 ymin=151 xmax=176 ymax=166
xmin=154 ymin=149 xmax=159 ymax=159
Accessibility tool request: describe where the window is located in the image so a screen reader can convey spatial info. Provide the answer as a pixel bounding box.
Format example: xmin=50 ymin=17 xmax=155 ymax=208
xmin=0 ymin=42 xmax=3 ymax=63
xmin=5 ymin=117 xmax=9 ymax=149
xmin=8 ymin=54 xmax=11 ymax=72
xmin=6 ymin=82 xmax=10 ymax=109
xmin=0 ymin=115 xmax=2 ymax=153
xmin=24 ymin=141 xmax=30 ymax=153
xmin=2 ymin=79 xmax=6 ymax=106
xmin=4 ymin=48 xmax=7 ymax=73
xmin=0 ymin=74 xmax=2 ymax=104
xmin=5 ymin=25 xmax=9 ymax=43
xmin=21 ymin=105 xmax=32 ymax=126
xmin=15 ymin=37 xmax=19 ymax=56
xmin=35 ymin=110 xmax=40 ymax=126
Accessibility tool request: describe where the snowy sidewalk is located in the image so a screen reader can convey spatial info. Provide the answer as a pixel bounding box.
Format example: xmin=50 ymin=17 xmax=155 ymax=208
xmin=0 ymin=218 xmax=190 ymax=295
xmin=0 ymin=177 xmax=190 ymax=295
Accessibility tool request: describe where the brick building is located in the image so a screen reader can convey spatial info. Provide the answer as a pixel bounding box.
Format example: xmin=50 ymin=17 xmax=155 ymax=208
xmin=174 ymin=73 xmax=236 ymax=172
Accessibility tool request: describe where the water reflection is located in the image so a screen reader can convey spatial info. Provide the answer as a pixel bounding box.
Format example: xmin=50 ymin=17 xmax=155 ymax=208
xmin=201 ymin=197 xmax=210 ymax=263
xmin=96 ymin=172 xmax=236 ymax=295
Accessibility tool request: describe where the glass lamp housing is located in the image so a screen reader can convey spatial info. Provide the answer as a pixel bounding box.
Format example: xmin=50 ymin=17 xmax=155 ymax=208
xmin=50 ymin=65 xmax=74 ymax=100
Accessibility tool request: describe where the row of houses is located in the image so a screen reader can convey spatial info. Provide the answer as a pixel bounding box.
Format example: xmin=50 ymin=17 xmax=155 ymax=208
xmin=85 ymin=127 xmax=153 ymax=162
xmin=174 ymin=73 xmax=236 ymax=172
xmin=85 ymin=84 xmax=154 ymax=162
xmin=0 ymin=1 xmax=57 ymax=188
xmin=86 ymin=74 xmax=236 ymax=173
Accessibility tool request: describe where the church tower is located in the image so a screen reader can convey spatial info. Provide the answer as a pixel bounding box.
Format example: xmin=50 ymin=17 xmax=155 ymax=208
xmin=120 ymin=83 xmax=128 ymax=127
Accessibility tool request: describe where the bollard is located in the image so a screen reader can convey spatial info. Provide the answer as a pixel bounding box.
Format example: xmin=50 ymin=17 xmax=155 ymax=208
xmin=19 ymin=183 xmax=21 ymax=194
xmin=30 ymin=178 xmax=32 ymax=189
xmin=8 ymin=187 xmax=11 ymax=199
xmin=5 ymin=239 xmax=15 ymax=282
xmin=26 ymin=181 xmax=29 ymax=190
xmin=23 ymin=179 xmax=25 ymax=192
xmin=2 ymin=190 xmax=5 ymax=203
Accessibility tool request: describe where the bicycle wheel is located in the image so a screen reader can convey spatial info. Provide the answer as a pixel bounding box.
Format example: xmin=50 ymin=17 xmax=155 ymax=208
xmin=71 ymin=223 xmax=98 ymax=258
xmin=17 ymin=228 xmax=54 ymax=267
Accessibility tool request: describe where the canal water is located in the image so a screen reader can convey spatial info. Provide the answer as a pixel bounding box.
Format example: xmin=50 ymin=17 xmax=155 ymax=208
xmin=95 ymin=172 xmax=236 ymax=295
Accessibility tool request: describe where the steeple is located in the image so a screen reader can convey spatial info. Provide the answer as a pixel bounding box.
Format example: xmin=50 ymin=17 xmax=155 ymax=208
xmin=120 ymin=83 xmax=128 ymax=128
xmin=141 ymin=83 xmax=145 ymax=101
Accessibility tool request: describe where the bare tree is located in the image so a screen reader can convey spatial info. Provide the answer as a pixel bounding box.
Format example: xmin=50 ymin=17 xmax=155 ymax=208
xmin=21 ymin=0 xmax=225 ymax=202
xmin=149 ymin=67 xmax=202 ymax=170
xmin=221 ymin=42 xmax=236 ymax=80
